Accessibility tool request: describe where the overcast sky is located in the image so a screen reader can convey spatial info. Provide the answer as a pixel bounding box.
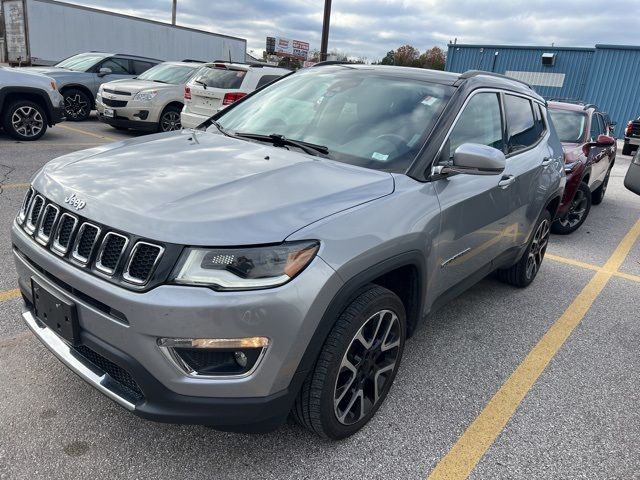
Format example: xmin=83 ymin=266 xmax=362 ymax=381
xmin=67 ymin=0 xmax=639 ymax=60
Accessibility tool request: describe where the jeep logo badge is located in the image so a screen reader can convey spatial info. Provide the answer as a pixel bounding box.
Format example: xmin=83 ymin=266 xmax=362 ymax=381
xmin=64 ymin=193 xmax=86 ymax=210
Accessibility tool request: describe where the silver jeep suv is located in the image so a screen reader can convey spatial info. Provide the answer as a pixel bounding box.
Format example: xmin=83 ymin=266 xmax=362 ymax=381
xmin=12 ymin=65 xmax=565 ymax=439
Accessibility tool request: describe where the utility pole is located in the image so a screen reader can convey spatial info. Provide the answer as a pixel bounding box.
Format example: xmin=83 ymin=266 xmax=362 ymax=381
xmin=320 ymin=0 xmax=331 ymax=61
xmin=171 ymin=0 xmax=177 ymax=25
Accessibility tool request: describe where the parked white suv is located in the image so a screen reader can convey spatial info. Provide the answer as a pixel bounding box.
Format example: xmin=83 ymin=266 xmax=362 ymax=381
xmin=181 ymin=62 xmax=289 ymax=129
xmin=96 ymin=61 xmax=203 ymax=132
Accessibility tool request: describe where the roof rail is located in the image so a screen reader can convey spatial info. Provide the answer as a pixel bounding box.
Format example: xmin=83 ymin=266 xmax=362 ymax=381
xmin=548 ymin=98 xmax=599 ymax=110
xmin=115 ymin=53 xmax=164 ymax=62
xmin=458 ymin=70 xmax=532 ymax=89
xmin=212 ymin=60 xmax=267 ymax=68
xmin=181 ymin=59 xmax=206 ymax=63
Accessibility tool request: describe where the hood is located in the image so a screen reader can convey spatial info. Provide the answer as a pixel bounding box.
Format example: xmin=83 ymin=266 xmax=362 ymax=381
xmin=102 ymin=79 xmax=175 ymax=94
xmin=17 ymin=66 xmax=73 ymax=76
xmin=34 ymin=131 xmax=395 ymax=246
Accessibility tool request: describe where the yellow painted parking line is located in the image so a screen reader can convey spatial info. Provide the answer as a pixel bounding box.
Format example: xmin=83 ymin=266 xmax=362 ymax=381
xmin=1 ymin=182 xmax=30 ymax=190
xmin=0 ymin=289 xmax=20 ymax=302
xmin=57 ymin=124 xmax=117 ymax=142
xmin=546 ymin=253 xmax=640 ymax=283
xmin=428 ymin=218 xmax=640 ymax=480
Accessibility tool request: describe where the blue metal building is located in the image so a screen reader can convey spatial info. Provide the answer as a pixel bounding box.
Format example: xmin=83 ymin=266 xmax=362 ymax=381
xmin=445 ymin=43 xmax=640 ymax=137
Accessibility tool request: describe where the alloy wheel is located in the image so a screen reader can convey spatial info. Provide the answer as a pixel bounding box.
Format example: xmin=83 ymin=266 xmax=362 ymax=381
xmin=557 ymin=189 xmax=588 ymax=229
xmin=160 ymin=111 xmax=181 ymax=131
xmin=11 ymin=106 xmax=44 ymax=138
xmin=526 ymin=218 xmax=550 ymax=279
xmin=334 ymin=309 xmax=401 ymax=425
xmin=65 ymin=93 xmax=88 ymax=119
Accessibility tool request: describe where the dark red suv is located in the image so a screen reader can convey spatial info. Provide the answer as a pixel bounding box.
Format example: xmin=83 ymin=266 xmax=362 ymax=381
xmin=547 ymin=101 xmax=616 ymax=234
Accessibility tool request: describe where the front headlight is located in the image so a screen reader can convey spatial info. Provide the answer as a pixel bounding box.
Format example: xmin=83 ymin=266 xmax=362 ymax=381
xmin=171 ymin=241 xmax=320 ymax=290
xmin=133 ymin=90 xmax=159 ymax=102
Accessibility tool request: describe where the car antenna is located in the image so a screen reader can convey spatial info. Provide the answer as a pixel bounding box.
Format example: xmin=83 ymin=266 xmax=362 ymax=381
xmin=228 ymin=49 xmax=232 ymax=63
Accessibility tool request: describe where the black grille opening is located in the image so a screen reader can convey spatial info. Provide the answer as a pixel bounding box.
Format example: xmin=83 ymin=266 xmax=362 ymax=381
xmin=99 ymin=234 xmax=127 ymax=271
xmin=174 ymin=348 xmax=262 ymax=375
xmin=127 ymin=244 xmax=161 ymax=282
xmin=21 ymin=188 xmax=34 ymax=217
xmin=40 ymin=207 xmax=57 ymax=237
xmin=103 ymin=88 xmax=132 ymax=96
xmin=76 ymin=224 xmax=99 ymax=259
xmin=30 ymin=196 xmax=44 ymax=226
xmin=57 ymin=215 xmax=76 ymax=249
xmin=72 ymin=345 xmax=143 ymax=402
xmin=102 ymin=98 xmax=128 ymax=108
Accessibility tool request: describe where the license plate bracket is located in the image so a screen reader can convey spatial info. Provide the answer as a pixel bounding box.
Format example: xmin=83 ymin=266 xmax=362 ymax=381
xmin=32 ymin=278 xmax=80 ymax=345
xmin=104 ymin=108 xmax=115 ymax=118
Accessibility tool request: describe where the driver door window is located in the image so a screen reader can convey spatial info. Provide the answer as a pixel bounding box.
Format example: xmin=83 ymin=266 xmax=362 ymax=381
xmin=98 ymin=58 xmax=130 ymax=74
xmin=448 ymin=92 xmax=504 ymax=159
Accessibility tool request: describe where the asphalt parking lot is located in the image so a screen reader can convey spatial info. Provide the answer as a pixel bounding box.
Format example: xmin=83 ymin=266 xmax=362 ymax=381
xmin=1 ymin=117 xmax=639 ymax=479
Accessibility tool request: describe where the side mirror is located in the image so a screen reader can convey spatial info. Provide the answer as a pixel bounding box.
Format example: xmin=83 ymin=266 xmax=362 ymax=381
xmin=447 ymin=143 xmax=506 ymax=175
xmin=624 ymin=153 xmax=640 ymax=195
xmin=595 ymin=134 xmax=615 ymax=146
xmin=97 ymin=67 xmax=112 ymax=77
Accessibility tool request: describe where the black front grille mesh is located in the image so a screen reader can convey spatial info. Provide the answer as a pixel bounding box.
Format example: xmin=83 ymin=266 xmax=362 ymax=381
xmin=40 ymin=207 xmax=57 ymax=237
xmin=127 ymin=244 xmax=161 ymax=282
xmin=73 ymin=345 xmax=144 ymax=402
xmin=100 ymin=235 xmax=127 ymax=270
xmin=57 ymin=215 xmax=75 ymax=249
xmin=76 ymin=225 xmax=99 ymax=259
xmin=30 ymin=196 xmax=44 ymax=226
xmin=102 ymin=98 xmax=128 ymax=108
xmin=19 ymin=190 xmax=165 ymax=287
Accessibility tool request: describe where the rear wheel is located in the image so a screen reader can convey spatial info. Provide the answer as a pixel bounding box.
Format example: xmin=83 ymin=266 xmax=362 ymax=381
xmin=591 ymin=168 xmax=611 ymax=205
xmin=2 ymin=100 xmax=48 ymax=141
xmin=497 ymin=209 xmax=551 ymax=288
xmin=293 ymin=285 xmax=406 ymax=439
xmin=63 ymin=88 xmax=91 ymax=121
xmin=551 ymin=182 xmax=591 ymax=234
xmin=158 ymin=105 xmax=182 ymax=132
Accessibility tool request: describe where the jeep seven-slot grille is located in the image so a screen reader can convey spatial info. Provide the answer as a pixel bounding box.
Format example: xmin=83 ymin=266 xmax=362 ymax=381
xmin=18 ymin=189 xmax=164 ymax=288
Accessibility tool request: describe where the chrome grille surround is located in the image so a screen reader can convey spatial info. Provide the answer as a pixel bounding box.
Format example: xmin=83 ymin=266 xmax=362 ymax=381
xmin=17 ymin=187 xmax=34 ymax=225
xmin=35 ymin=204 xmax=60 ymax=246
xmin=25 ymin=194 xmax=44 ymax=234
xmin=52 ymin=212 xmax=79 ymax=256
xmin=71 ymin=222 xmax=102 ymax=265
xmin=95 ymin=232 xmax=129 ymax=276
xmin=123 ymin=242 xmax=165 ymax=286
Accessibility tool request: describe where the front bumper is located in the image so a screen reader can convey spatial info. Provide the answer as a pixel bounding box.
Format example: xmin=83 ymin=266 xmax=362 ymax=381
xmin=12 ymin=222 xmax=343 ymax=429
xmin=96 ymin=98 xmax=159 ymax=131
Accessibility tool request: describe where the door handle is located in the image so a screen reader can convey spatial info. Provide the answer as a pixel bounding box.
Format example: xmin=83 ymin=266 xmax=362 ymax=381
xmin=542 ymin=157 xmax=554 ymax=166
xmin=498 ymin=174 xmax=516 ymax=189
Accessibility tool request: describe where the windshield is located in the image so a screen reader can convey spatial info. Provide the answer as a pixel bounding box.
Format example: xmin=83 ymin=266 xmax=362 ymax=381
xmin=549 ymin=109 xmax=587 ymax=143
xmin=55 ymin=53 xmax=107 ymax=71
xmin=137 ymin=63 xmax=198 ymax=84
xmin=215 ymin=67 xmax=454 ymax=172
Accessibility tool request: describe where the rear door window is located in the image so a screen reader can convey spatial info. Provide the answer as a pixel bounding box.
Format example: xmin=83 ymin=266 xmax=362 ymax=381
xmin=448 ymin=92 xmax=504 ymax=159
xmin=504 ymin=94 xmax=537 ymax=154
xmin=256 ymin=74 xmax=282 ymax=89
xmin=99 ymin=57 xmax=131 ymax=74
xmin=195 ymin=67 xmax=247 ymax=89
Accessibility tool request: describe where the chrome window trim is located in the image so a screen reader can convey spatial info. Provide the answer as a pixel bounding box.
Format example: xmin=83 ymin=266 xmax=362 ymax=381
xmin=71 ymin=222 xmax=102 ymax=265
xmin=17 ymin=187 xmax=34 ymax=225
xmin=52 ymin=213 xmax=79 ymax=256
xmin=122 ymin=241 xmax=165 ymax=285
xmin=35 ymin=204 xmax=60 ymax=246
xmin=95 ymin=232 xmax=129 ymax=276
xmin=24 ymin=194 xmax=45 ymax=234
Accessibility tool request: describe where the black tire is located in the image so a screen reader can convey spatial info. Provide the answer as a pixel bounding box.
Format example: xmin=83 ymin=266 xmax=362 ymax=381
xmin=591 ymin=168 xmax=611 ymax=205
xmin=622 ymin=142 xmax=633 ymax=156
xmin=292 ymin=285 xmax=406 ymax=439
xmin=63 ymin=88 xmax=91 ymax=121
xmin=551 ymin=182 xmax=591 ymax=234
xmin=1 ymin=100 xmax=48 ymax=141
xmin=497 ymin=209 xmax=551 ymax=288
xmin=158 ymin=105 xmax=182 ymax=132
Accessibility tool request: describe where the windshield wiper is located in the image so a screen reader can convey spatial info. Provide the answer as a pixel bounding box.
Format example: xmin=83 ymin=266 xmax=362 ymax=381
xmin=210 ymin=120 xmax=234 ymax=137
xmin=194 ymin=79 xmax=207 ymax=89
xmin=234 ymin=133 xmax=329 ymax=157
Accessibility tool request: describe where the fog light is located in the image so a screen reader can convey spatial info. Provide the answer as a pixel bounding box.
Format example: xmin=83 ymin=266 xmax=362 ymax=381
xmin=234 ymin=351 xmax=248 ymax=368
xmin=157 ymin=337 xmax=269 ymax=377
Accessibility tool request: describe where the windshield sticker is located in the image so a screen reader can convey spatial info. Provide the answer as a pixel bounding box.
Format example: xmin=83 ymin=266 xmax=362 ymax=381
xmin=372 ymin=152 xmax=389 ymax=161
xmin=421 ymin=95 xmax=437 ymax=106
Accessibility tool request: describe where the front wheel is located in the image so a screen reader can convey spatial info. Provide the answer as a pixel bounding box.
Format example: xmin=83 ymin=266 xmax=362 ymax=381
xmin=158 ymin=105 xmax=182 ymax=132
xmin=2 ymin=100 xmax=48 ymax=141
xmin=551 ymin=182 xmax=591 ymax=234
xmin=63 ymin=89 xmax=91 ymax=121
xmin=293 ymin=285 xmax=406 ymax=439
xmin=497 ymin=209 xmax=551 ymax=288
